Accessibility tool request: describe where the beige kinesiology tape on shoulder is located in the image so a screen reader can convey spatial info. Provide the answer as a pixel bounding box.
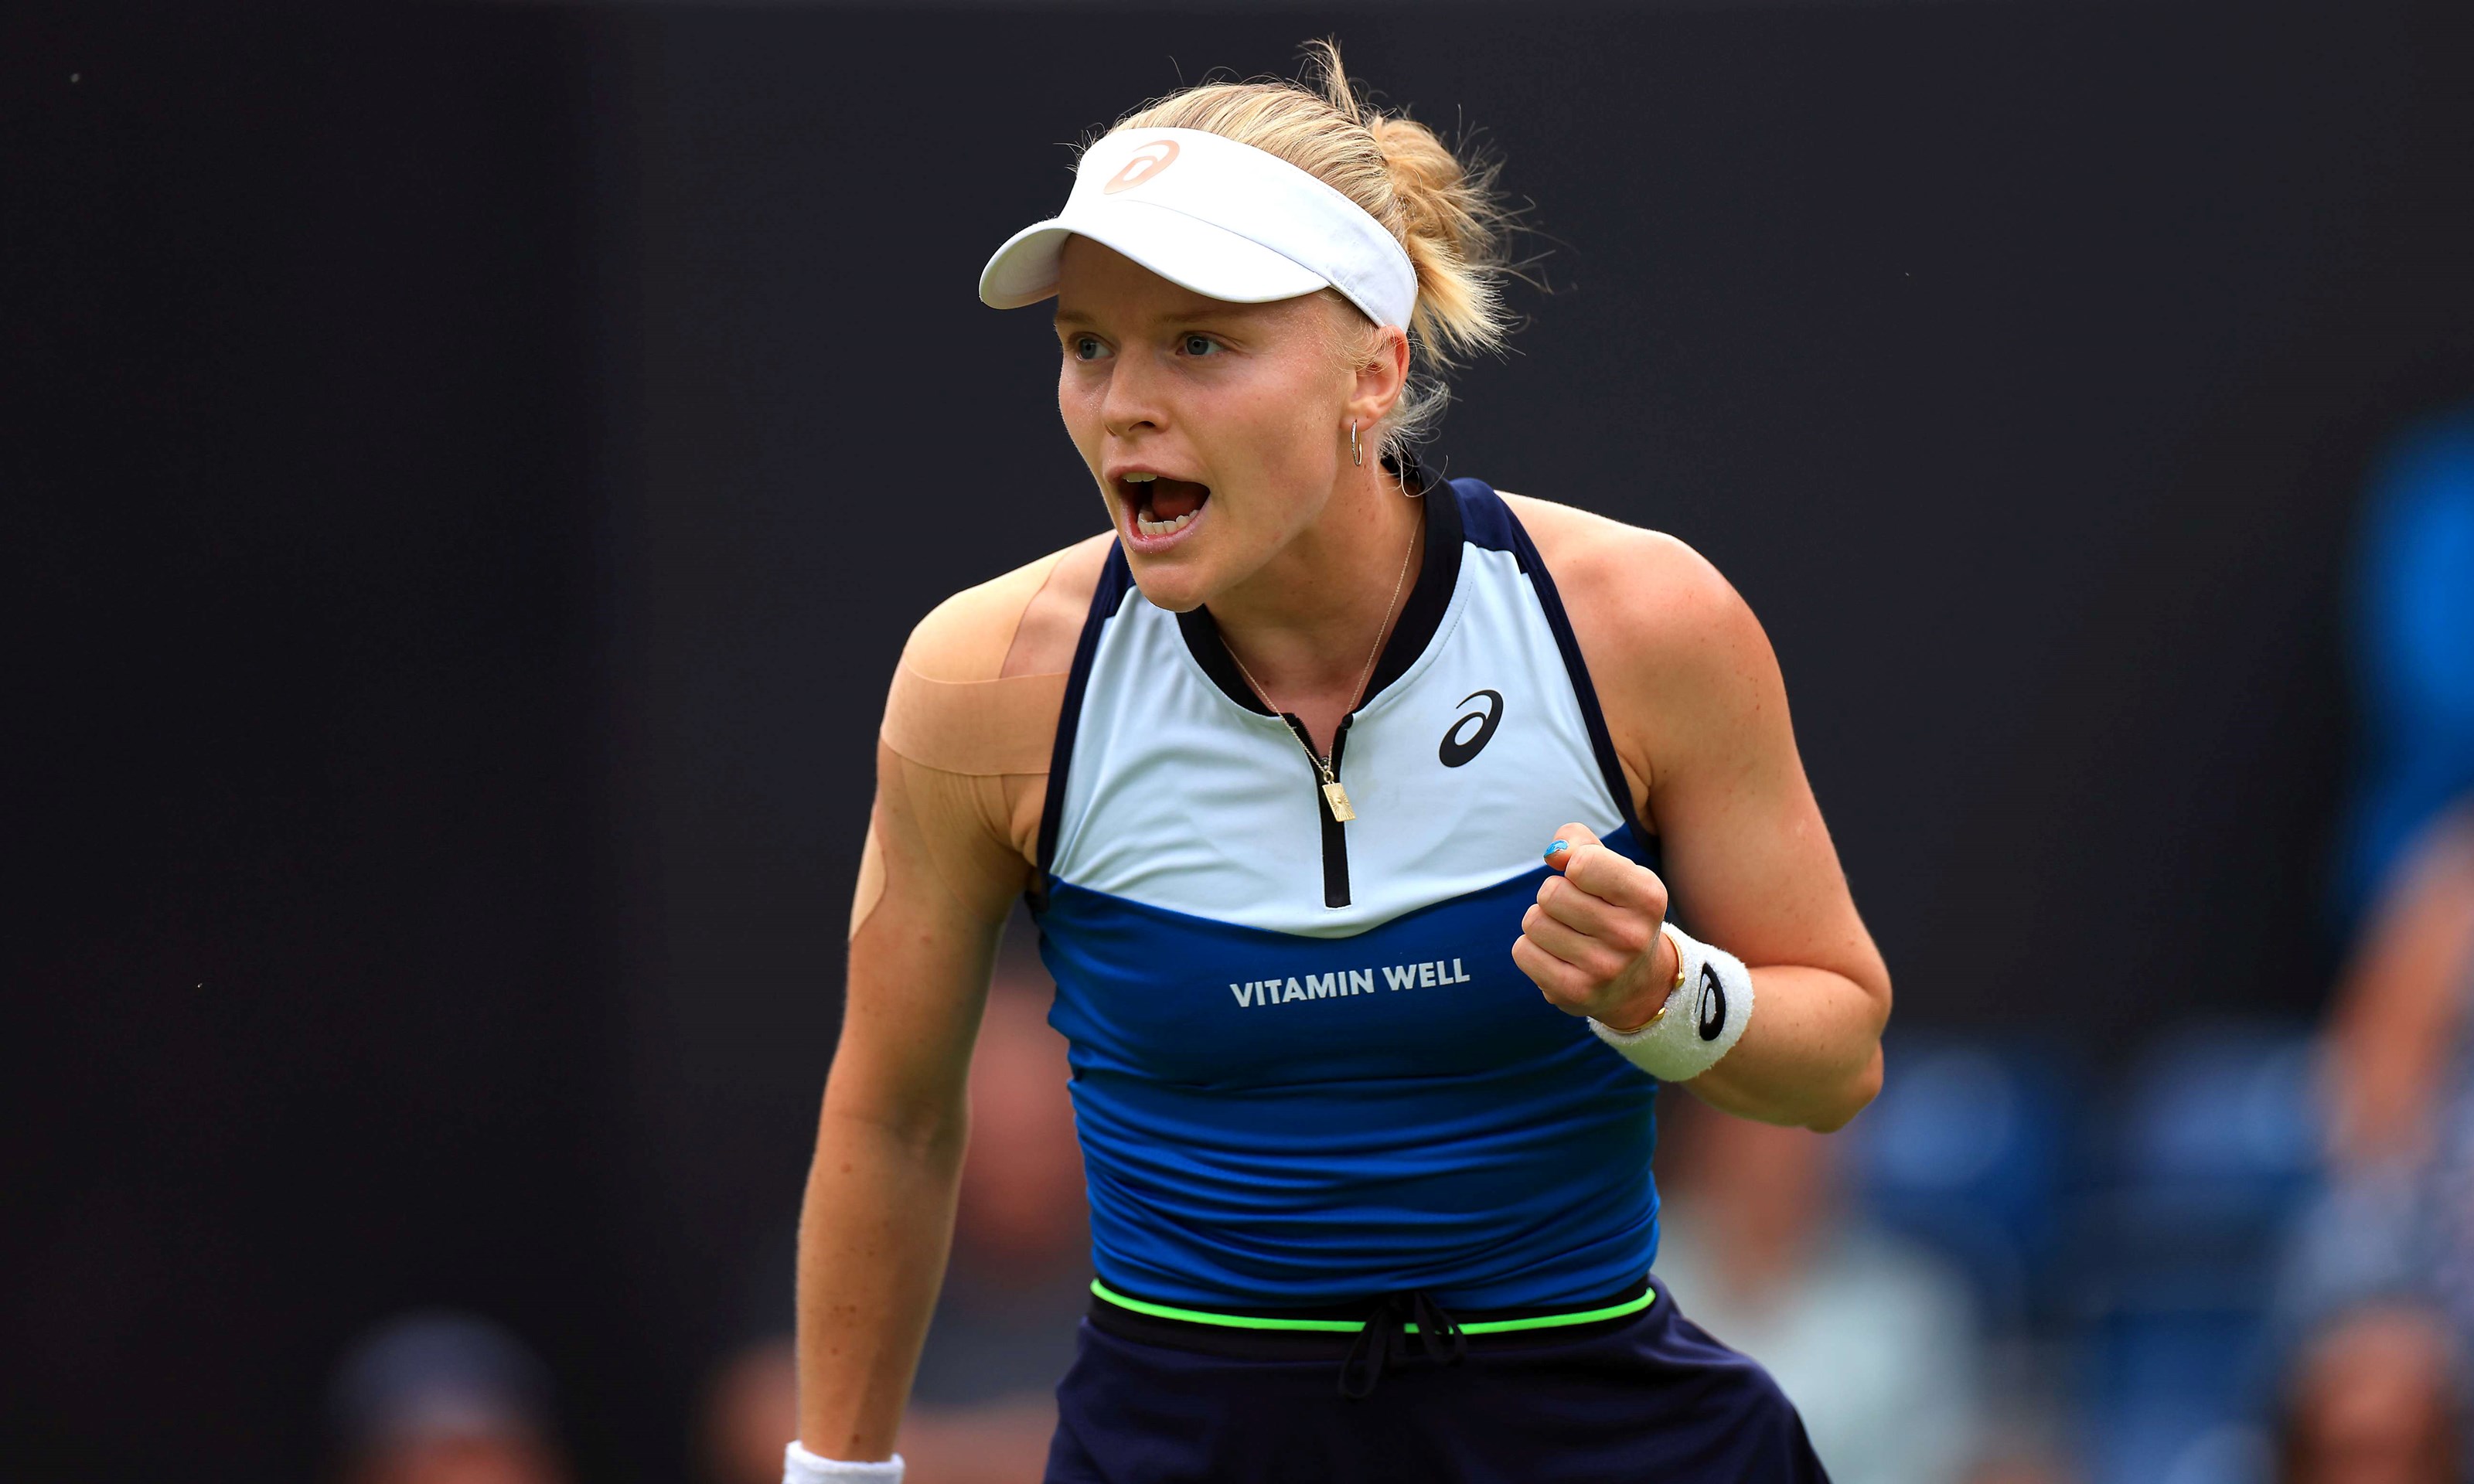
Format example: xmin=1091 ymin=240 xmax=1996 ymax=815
xmin=880 ymin=668 xmax=1068 ymax=778
xmin=848 ymin=816 xmax=889 ymax=941
xmin=847 ymin=665 xmax=1068 ymax=940
xmin=850 ymin=545 xmax=1077 ymax=939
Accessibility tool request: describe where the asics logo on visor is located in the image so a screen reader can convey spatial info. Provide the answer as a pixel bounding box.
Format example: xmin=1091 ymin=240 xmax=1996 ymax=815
xmin=1103 ymin=140 xmax=1180 ymax=194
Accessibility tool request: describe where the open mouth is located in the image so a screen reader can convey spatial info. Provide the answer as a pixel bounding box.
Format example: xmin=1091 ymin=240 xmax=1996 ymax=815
xmin=1117 ymin=471 xmax=1211 ymax=539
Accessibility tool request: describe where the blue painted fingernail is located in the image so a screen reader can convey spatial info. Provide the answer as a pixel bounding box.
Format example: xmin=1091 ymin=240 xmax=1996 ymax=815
xmin=1542 ymin=840 xmax=1569 ymax=860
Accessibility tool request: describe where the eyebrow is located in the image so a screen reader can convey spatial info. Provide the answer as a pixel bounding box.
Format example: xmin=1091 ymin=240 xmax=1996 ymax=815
xmin=1054 ymin=303 xmax=1256 ymax=333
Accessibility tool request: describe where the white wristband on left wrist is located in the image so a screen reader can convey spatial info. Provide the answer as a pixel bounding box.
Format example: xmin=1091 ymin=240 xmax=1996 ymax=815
xmin=785 ymin=1441 xmax=904 ymax=1484
xmin=1588 ymin=920 xmax=1753 ymax=1082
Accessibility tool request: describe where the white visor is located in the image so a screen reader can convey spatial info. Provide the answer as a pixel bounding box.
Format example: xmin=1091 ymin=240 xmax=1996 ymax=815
xmin=979 ymin=128 xmax=1418 ymax=332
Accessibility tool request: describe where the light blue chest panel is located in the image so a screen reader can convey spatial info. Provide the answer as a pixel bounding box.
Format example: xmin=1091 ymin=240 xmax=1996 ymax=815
xmin=1031 ymin=478 xmax=1663 ymax=1310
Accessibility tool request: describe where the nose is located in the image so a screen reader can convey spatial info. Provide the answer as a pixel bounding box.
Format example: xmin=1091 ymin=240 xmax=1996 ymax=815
xmin=1099 ymin=350 xmax=1167 ymax=443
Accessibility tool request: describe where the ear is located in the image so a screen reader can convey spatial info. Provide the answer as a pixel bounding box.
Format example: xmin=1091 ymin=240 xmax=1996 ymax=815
xmin=1343 ymin=322 xmax=1412 ymax=428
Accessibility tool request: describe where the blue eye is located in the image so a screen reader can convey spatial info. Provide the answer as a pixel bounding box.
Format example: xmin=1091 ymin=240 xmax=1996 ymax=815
xmin=1182 ymin=334 xmax=1217 ymax=357
xmin=1072 ymin=335 xmax=1107 ymax=361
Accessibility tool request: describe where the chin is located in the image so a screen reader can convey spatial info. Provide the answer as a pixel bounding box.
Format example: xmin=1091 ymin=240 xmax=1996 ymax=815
xmin=1121 ymin=548 xmax=1216 ymax=614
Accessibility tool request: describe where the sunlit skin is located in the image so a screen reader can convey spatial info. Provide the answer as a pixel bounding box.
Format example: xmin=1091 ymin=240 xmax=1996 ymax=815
xmin=1053 ymin=237 xmax=1420 ymax=753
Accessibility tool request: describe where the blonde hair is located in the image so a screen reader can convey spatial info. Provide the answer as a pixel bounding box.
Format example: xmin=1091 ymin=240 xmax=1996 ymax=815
xmin=1104 ymin=39 xmax=1516 ymax=462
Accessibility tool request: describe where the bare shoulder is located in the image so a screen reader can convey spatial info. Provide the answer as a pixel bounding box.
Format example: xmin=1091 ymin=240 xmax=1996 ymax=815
xmin=1495 ymin=493 xmax=1780 ymax=809
xmin=901 ymin=532 xmax=1112 ymax=682
xmin=882 ymin=533 xmax=1110 ymax=781
xmin=1497 ymin=492 xmax=1761 ymax=669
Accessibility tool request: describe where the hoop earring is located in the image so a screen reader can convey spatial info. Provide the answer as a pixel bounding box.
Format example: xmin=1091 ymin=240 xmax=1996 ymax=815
xmin=1350 ymin=421 xmax=1364 ymax=468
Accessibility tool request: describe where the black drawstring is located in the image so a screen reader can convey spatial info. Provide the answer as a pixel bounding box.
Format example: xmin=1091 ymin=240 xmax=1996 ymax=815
xmin=1409 ymin=1291 xmax=1469 ymax=1366
xmin=1337 ymin=1290 xmax=1468 ymax=1399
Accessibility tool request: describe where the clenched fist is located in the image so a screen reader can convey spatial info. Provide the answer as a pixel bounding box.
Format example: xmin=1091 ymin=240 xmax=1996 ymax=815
xmin=1512 ymin=823 xmax=1681 ymax=1034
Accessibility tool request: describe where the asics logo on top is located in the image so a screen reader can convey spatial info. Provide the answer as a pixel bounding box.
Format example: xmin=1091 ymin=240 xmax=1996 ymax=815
xmin=1698 ymin=963 xmax=1726 ymax=1042
xmin=1438 ymin=689 xmax=1505 ymax=768
xmin=1103 ymin=140 xmax=1181 ymax=194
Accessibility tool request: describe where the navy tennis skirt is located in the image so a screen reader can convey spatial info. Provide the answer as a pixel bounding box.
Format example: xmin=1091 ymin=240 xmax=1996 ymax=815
xmin=1043 ymin=1276 xmax=1828 ymax=1482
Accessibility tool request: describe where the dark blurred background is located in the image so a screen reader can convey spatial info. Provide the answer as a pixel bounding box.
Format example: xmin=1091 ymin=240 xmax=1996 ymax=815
xmin=9 ymin=2 xmax=2474 ymax=1481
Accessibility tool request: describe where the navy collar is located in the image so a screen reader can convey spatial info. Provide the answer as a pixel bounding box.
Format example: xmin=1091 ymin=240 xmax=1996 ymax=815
xmin=1177 ymin=459 xmax=1464 ymax=717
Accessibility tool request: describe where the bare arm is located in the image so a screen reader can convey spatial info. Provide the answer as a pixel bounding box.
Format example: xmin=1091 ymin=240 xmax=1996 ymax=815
xmin=792 ymin=541 xmax=1098 ymax=1463
xmin=1632 ymin=545 xmax=1888 ymax=1130
xmin=795 ymin=740 xmax=1025 ymax=1461
xmin=2324 ymin=808 xmax=2474 ymax=1169
xmin=1507 ymin=497 xmax=1891 ymax=1132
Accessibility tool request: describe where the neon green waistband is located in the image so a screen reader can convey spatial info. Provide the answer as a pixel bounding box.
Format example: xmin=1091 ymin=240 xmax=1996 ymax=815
xmin=1089 ymin=1279 xmax=1657 ymax=1336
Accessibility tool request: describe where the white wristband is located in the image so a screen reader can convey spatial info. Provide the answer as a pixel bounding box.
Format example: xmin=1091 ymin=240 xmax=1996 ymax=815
xmin=785 ymin=1441 xmax=904 ymax=1484
xmin=1588 ymin=921 xmax=1753 ymax=1082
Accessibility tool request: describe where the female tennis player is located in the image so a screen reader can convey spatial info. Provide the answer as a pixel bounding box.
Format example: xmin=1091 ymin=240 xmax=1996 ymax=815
xmin=788 ymin=46 xmax=1891 ymax=1483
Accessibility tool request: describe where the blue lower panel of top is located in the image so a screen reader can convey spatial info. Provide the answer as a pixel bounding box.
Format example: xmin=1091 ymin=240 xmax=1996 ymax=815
xmin=1033 ymin=840 xmax=1662 ymax=1311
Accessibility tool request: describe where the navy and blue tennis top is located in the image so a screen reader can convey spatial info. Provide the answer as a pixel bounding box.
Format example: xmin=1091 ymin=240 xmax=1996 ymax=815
xmin=1025 ymin=477 xmax=1668 ymax=1314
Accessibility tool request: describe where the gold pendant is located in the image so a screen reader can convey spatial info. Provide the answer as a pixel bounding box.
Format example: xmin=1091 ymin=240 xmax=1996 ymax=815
xmin=1323 ymin=780 xmax=1357 ymax=822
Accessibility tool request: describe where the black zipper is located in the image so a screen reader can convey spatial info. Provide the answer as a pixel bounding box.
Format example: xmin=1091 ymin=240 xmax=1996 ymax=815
xmin=1276 ymin=713 xmax=1352 ymax=908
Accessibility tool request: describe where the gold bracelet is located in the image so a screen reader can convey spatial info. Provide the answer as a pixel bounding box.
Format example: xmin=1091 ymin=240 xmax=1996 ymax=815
xmin=1614 ymin=923 xmax=1690 ymax=1033
xmin=1662 ymin=921 xmax=1689 ymax=990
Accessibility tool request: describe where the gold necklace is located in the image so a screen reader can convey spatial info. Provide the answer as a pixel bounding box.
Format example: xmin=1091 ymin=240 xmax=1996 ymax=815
xmin=1223 ymin=512 xmax=1420 ymax=824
